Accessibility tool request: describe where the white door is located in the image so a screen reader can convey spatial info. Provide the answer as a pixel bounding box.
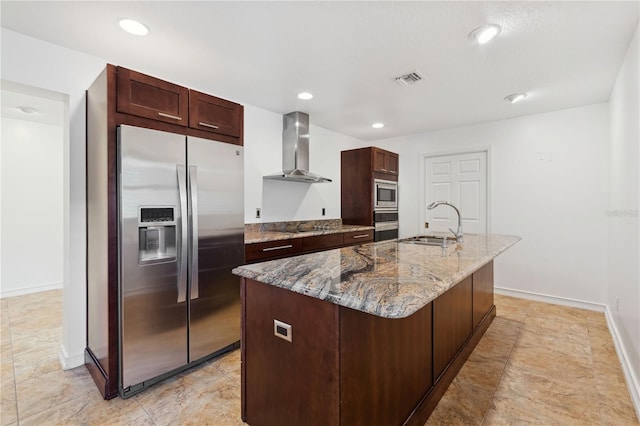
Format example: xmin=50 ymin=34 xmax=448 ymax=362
xmin=425 ymin=151 xmax=487 ymax=235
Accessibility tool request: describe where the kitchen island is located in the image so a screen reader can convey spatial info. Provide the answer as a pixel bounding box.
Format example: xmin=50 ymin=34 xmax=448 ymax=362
xmin=233 ymin=234 xmax=519 ymax=426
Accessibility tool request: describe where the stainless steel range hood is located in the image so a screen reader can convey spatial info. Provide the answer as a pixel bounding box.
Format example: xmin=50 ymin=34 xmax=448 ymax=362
xmin=263 ymin=112 xmax=332 ymax=183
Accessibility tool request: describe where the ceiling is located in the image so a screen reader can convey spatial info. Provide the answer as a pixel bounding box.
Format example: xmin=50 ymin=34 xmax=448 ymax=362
xmin=1 ymin=1 xmax=638 ymax=141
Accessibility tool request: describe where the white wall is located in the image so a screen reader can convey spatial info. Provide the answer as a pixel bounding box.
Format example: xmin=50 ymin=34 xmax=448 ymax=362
xmin=608 ymin=22 xmax=639 ymax=409
xmin=243 ymin=105 xmax=361 ymax=223
xmin=1 ymin=28 xmax=106 ymax=368
xmin=1 ymin=118 xmax=64 ymax=296
xmin=349 ymin=104 xmax=610 ymax=305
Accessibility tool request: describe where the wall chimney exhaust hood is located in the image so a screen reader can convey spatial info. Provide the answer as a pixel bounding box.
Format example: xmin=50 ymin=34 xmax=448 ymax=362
xmin=263 ymin=111 xmax=332 ymax=183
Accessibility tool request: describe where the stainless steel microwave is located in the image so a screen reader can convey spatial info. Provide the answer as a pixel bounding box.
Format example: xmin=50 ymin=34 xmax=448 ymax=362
xmin=374 ymin=179 xmax=398 ymax=210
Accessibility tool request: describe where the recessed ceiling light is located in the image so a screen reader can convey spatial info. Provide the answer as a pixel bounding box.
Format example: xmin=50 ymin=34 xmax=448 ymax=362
xmin=297 ymin=92 xmax=313 ymax=100
xmin=16 ymin=105 xmax=39 ymax=114
xmin=119 ymin=19 xmax=149 ymax=36
xmin=372 ymin=123 xmax=384 ymax=129
xmin=468 ymin=24 xmax=501 ymax=44
xmin=504 ymin=93 xmax=528 ymax=103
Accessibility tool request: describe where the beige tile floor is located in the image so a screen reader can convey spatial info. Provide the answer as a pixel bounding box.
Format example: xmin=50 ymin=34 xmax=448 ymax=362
xmin=1 ymin=290 xmax=638 ymax=425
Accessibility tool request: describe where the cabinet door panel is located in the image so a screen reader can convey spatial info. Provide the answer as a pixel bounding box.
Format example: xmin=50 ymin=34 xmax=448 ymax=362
xmin=116 ymin=67 xmax=188 ymax=125
xmin=386 ymin=152 xmax=399 ymax=175
xmin=373 ymin=148 xmax=387 ymax=172
xmin=189 ymin=90 xmax=242 ymax=137
xmin=473 ymin=261 xmax=494 ymax=329
xmin=433 ymin=276 xmax=472 ymax=379
xmin=340 ymin=303 xmax=432 ymax=425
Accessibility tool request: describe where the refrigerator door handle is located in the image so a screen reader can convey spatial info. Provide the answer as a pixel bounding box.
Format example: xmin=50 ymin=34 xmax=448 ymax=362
xmin=189 ymin=166 xmax=200 ymax=300
xmin=176 ymin=165 xmax=188 ymax=303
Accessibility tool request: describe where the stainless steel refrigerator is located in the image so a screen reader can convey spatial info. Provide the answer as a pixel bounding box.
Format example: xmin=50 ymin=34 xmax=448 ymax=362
xmin=117 ymin=124 xmax=244 ymax=397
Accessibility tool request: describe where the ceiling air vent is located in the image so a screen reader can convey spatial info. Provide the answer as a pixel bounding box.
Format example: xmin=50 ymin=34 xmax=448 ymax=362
xmin=394 ymin=71 xmax=424 ymax=86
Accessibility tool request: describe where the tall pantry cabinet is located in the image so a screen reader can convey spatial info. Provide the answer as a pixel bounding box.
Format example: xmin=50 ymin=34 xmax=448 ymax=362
xmin=341 ymin=146 xmax=399 ymax=226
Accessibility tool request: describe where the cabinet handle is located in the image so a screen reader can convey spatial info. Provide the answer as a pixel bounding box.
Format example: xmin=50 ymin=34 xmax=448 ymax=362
xmin=262 ymin=244 xmax=293 ymax=252
xmin=198 ymin=121 xmax=220 ymax=129
xmin=352 ymin=234 xmax=370 ymax=239
xmin=158 ymin=112 xmax=183 ymax=121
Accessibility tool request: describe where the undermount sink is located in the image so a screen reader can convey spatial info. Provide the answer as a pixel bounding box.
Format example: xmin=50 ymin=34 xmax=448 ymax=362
xmin=399 ymin=235 xmax=457 ymax=246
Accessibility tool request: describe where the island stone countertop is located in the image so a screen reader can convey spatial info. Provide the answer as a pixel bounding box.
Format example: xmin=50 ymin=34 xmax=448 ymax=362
xmin=233 ymin=233 xmax=520 ymax=318
xmin=244 ymin=220 xmax=374 ymax=244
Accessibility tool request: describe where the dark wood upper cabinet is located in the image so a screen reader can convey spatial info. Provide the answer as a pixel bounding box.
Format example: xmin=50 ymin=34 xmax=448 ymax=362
xmin=189 ymin=90 xmax=242 ymax=138
xmin=115 ymin=66 xmax=243 ymax=145
xmin=116 ymin=67 xmax=189 ymax=126
xmin=386 ymin=151 xmax=399 ymax=174
xmin=372 ymin=147 xmax=399 ymax=175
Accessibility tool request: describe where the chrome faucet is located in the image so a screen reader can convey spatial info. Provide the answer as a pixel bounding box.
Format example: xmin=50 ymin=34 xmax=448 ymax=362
xmin=427 ymin=201 xmax=464 ymax=243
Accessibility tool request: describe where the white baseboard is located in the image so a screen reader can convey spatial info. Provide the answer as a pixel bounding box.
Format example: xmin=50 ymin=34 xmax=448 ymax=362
xmin=58 ymin=343 xmax=85 ymax=370
xmin=0 ymin=282 xmax=63 ymax=299
xmin=494 ymin=286 xmax=606 ymax=312
xmin=604 ymin=305 xmax=640 ymax=421
xmin=495 ymin=286 xmax=640 ymax=420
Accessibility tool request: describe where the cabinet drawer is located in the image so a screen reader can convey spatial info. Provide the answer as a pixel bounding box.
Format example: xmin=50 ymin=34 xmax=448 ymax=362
xmin=245 ymin=239 xmax=303 ymax=262
xmin=342 ymin=230 xmax=374 ymax=246
xmin=302 ymin=234 xmax=344 ymax=253
xmin=189 ymin=90 xmax=242 ymax=138
xmin=116 ymin=67 xmax=188 ymax=125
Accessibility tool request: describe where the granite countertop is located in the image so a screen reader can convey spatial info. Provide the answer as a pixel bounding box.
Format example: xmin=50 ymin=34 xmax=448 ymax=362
xmin=233 ymin=234 xmax=520 ymax=319
xmin=245 ymin=224 xmax=374 ymax=244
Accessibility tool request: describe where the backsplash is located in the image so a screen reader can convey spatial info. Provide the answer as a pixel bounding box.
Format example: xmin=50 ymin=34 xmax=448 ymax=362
xmin=245 ymin=219 xmax=343 ymax=233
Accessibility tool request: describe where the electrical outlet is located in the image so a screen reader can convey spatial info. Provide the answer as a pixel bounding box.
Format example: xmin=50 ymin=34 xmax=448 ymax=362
xmin=424 ymin=222 xmax=429 ymax=229
xmin=616 ymin=297 xmax=620 ymax=312
xmin=256 ymin=208 xmax=261 ymax=219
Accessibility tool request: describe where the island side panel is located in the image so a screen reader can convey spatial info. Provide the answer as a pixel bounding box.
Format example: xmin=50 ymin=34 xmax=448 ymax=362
xmin=433 ymin=275 xmax=473 ymax=380
xmin=242 ymin=278 xmax=340 ymax=426
xmin=473 ymin=261 xmax=494 ymax=329
xmin=339 ymin=303 xmax=433 ymax=426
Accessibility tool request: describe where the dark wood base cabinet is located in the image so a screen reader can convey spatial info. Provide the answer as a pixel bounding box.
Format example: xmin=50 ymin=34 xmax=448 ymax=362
xmin=244 ymin=230 xmax=374 ymax=264
xmin=241 ymin=261 xmax=496 ymax=425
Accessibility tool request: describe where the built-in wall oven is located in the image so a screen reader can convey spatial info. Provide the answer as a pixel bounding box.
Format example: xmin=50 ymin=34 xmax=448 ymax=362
xmin=374 ymin=179 xmax=398 ymax=211
xmin=374 ymin=210 xmax=398 ymax=241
